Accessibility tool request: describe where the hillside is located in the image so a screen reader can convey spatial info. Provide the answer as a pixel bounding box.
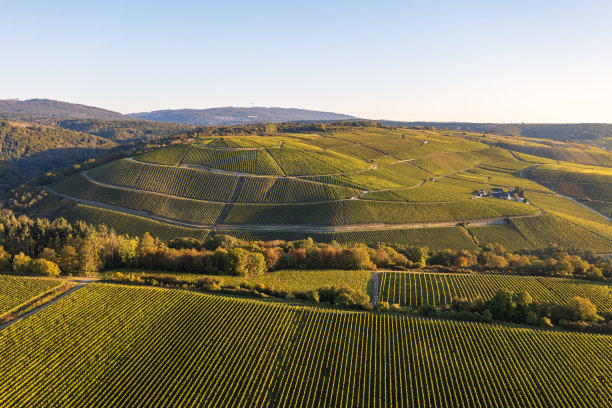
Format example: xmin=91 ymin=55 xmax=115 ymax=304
xmin=44 ymin=124 xmax=612 ymax=252
xmin=130 ymin=106 xmax=358 ymax=125
xmin=0 ymin=99 xmax=126 ymax=120
xmin=55 ymin=119 xmax=194 ymax=142
xmin=0 ymin=120 xmax=117 ymax=193
xmin=387 ymin=121 xmax=612 ymax=149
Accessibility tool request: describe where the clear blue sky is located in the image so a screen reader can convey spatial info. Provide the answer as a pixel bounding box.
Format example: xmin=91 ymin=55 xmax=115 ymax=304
xmin=1 ymin=0 xmax=611 ymax=122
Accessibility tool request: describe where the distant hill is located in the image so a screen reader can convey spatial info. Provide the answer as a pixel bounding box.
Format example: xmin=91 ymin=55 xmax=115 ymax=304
xmin=56 ymin=119 xmax=194 ymax=142
xmin=0 ymin=99 xmax=127 ymax=120
xmin=129 ymin=107 xmax=358 ymax=125
xmin=383 ymin=121 xmax=612 ymax=149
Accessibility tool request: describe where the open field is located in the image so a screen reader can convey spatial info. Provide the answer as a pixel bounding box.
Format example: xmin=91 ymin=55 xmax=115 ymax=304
xmin=0 ymin=283 xmax=610 ymax=407
xmin=378 ymin=271 xmax=612 ymax=310
xmin=110 ymin=269 xmax=374 ymax=294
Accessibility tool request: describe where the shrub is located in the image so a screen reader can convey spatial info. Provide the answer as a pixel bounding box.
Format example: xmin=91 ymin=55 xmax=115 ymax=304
xmin=30 ymin=259 xmax=61 ymax=277
xmin=418 ymin=304 xmax=438 ymax=318
xmin=539 ymin=316 xmax=553 ymax=328
xmin=479 ymin=309 xmax=492 ymax=323
xmin=195 ymin=276 xmax=223 ymax=291
xmin=377 ymin=301 xmax=390 ymax=312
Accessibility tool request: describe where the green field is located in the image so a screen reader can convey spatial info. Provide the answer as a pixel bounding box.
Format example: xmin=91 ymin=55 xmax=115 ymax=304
xmin=0 ymin=276 xmax=63 ymax=315
xmin=378 ymin=271 xmax=612 ymax=310
xmin=0 ymin=283 xmax=610 ymax=407
xmin=113 ymin=269 xmax=373 ymax=294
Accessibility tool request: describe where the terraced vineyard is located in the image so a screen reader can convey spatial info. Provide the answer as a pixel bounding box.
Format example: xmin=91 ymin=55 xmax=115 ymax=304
xmin=510 ymin=215 xmax=612 ymax=252
xmin=468 ymin=224 xmax=533 ymax=252
xmin=378 ymin=271 xmax=612 ymax=310
xmin=62 ymin=204 xmax=211 ymax=241
xmin=0 ymin=276 xmax=63 ymax=315
xmin=47 ymin=126 xmax=612 ymax=252
xmin=181 ymin=145 xmax=284 ymax=175
xmin=0 ymin=283 xmax=610 ymax=407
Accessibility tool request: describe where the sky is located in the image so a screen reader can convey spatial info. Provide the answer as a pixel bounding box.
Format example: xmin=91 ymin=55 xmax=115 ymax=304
xmin=1 ymin=0 xmax=611 ymax=122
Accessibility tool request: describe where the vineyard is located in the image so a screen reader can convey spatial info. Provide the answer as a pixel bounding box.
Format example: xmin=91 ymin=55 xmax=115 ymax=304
xmin=180 ymin=145 xmax=284 ymax=175
xmin=0 ymin=276 xmax=62 ymax=315
xmin=510 ymin=215 xmax=612 ymax=252
xmin=378 ymin=271 xmax=612 ymax=310
xmin=45 ymin=126 xmax=612 ymax=252
xmin=217 ymin=226 xmax=479 ymax=250
xmin=0 ymin=283 xmax=610 ymax=407
xmin=467 ymin=224 xmax=533 ymax=252
xmin=343 ymin=198 xmax=539 ymax=225
xmin=62 ymin=204 xmax=211 ymax=241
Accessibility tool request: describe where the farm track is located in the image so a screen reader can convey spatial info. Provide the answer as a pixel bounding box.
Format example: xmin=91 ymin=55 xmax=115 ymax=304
xmin=46 ymin=184 xmax=546 ymax=233
xmin=371 ymin=272 xmax=380 ymax=307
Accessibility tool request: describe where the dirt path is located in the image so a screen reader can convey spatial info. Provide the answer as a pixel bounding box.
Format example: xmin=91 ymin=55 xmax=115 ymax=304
xmin=0 ymin=282 xmax=90 ymax=331
xmin=371 ymin=272 xmax=380 ymax=307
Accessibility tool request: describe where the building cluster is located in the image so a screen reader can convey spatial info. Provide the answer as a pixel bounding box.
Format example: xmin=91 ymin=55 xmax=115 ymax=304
xmin=474 ymin=188 xmax=527 ymax=203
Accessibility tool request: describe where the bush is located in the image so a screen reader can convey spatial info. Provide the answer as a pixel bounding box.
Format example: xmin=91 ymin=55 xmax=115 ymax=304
xmin=195 ymin=276 xmax=223 ymax=291
xmin=539 ymin=316 xmax=553 ymax=328
xmin=418 ymin=304 xmax=438 ymax=318
xmin=377 ymin=301 xmax=390 ymax=312
xmin=30 ymin=259 xmax=61 ymax=277
xmin=525 ymin=311 xmax=540 ymax=326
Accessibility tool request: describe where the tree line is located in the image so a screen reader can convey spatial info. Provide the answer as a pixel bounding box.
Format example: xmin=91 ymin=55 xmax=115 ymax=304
xmin=0 ymin=209 xmax=610 ymax=283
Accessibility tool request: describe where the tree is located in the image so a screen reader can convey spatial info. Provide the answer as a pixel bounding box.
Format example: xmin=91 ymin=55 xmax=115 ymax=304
xmin=566 ymin=297 xmax=598 ymax=322
xmin=58 ymin=245 xmax=79 ymax=275
xmin=0 ymin=246 xmax=11 ymax=271
xmin=78 ymin=236 xmax=101 ymax=275
xmin=488 ymin=289 xmax=516 ymax=320
xmin=12 ymin=252 xmax=32 ymax=274
xmin=342 ymin=247 xmax=375 ymax=270
xmin=245 ymin=252 xmax=266 ymax=275
xmin=30 ymin=259 xmax=61 ymax=276
xmin=224 ymin=248 xmax=248 ymax=276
